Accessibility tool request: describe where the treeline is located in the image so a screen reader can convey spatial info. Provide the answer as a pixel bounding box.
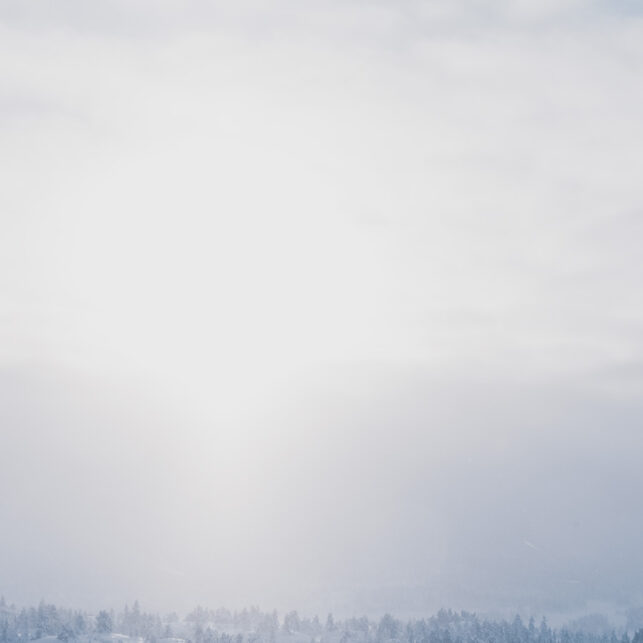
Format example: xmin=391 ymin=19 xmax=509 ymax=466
xmin=1 ymin=597 xmax=642 ymax=643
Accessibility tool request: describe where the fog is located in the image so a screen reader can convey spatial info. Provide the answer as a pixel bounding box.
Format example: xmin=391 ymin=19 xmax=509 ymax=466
xmin=1 ymin=0 xmax=643 ymax=620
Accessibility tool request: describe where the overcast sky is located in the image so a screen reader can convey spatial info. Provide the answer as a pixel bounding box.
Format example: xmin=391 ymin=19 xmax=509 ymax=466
xmin=1 ymin=0 xmax=643 ymax=619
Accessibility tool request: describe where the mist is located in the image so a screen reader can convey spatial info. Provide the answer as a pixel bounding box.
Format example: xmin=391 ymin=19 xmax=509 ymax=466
xmin=1 ymin=0 xmax=643 ymax=623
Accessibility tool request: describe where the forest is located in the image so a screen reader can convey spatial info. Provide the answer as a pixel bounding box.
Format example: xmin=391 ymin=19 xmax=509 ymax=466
xmin=0 ymin=599 xmax=641 ymax=643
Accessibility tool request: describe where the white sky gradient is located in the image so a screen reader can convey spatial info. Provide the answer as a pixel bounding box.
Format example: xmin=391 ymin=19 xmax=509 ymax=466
xmin=1 ymin=0 xmax=643 ymax=617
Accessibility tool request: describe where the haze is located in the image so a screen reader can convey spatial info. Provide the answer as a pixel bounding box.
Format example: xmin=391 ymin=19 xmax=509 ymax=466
xmin=1 ymin=0 xmax=643 ymax=621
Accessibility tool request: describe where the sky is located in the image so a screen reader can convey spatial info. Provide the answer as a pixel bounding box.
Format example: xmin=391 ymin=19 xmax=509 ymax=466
xmin=1 ymin=0 xmax=643 ymax=620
